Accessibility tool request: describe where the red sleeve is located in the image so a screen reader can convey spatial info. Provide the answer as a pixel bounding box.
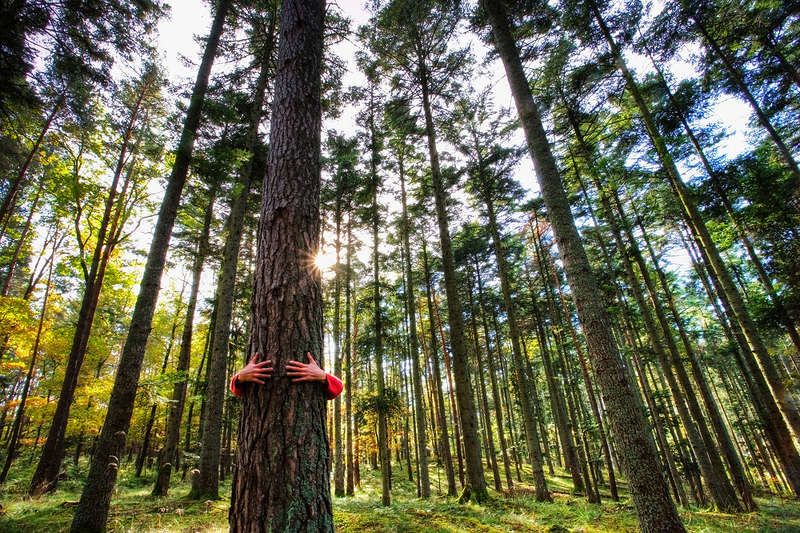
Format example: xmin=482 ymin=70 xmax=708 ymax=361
xmin=322 ymin=373 xmax=343 ymax=400
xmin=230 ymin=372 xmax=243 ymax=398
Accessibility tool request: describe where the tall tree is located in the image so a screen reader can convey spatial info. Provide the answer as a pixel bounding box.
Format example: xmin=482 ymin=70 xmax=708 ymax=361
xmin=388 ymin=110 xmax=431 ymax=498
xmin=191 ymin=3 xmax=278 ymax=498
xmin=228 ymin=0 xmax=332 ymax=530
xmin=366 ymin=0 xmax=488 ymax=501
xmin=67 ymin=1 xmax=231 ymax=529
xmin=479 ymin=0 xmax=686 ymax=530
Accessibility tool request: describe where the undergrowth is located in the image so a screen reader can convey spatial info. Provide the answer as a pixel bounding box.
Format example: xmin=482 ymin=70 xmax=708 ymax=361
xmin=1 ymin=458 xmax=799 ymax=532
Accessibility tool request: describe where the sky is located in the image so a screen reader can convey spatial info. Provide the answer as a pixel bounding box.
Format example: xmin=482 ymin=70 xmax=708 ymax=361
xmin=155 ymin=0 xmax=752 ymax=194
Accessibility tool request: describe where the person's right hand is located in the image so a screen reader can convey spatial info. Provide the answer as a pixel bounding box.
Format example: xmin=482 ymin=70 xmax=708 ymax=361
xmin=237 ymin=353 xmax=273 ymax=384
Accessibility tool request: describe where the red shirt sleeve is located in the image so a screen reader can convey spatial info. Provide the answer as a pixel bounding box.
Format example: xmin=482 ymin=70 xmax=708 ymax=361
xmin=230 ymin=372 xmax=243 ymax=398
xmin=323 ymin=374 xmax=343 ymax=400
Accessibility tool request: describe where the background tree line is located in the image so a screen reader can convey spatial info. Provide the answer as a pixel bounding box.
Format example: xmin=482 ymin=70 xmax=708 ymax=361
xmin=0 ymin=0 xmax=797 ymax=531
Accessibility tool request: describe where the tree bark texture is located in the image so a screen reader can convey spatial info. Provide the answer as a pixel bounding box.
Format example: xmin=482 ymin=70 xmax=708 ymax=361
xmin=228 ymin=0 xmax=331 ymax=531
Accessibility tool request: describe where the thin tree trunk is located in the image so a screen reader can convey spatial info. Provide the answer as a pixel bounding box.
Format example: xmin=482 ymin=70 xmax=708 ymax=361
xmin=475 ymin=266 xmax=514 ymax=490
xmin=478 ymin=160 xmax=549 ymax=499
xmin=688 ymin=8 xmax=800 ymax=180
xmin=595 ymin=0 xmax=800 ymax=466
xmin=399 ymin=159 xmax=430 ymax=497
xmin=627 ymin=197 xmax=755 ymax=510
xmin=419 ymin=64 xmax=487 ymax=502
xmin=483 ymin=0 xmax=686 ymax=530
xmin=0 ymin=95 xmax=63 ymax=228
xmin=421 ymin=238 xmax=457 ymax=496
xmin=191 ymin=18 xmax=275 ymax=497
xmin=0 ymin=241 xmax=56 ymax=483
xmin=345 ymin=217 xmax=355 ymax=497
xmin=153 ymin=191 xmax=215 ymax=496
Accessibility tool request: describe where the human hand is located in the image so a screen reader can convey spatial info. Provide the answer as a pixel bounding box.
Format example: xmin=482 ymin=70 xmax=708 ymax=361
xmin=286 ymin=351 xmax=327 ymax=384
xmin=237 ymin=353 xmax=273 ymax=384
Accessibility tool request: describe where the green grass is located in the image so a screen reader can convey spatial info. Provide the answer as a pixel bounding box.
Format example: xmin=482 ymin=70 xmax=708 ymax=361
xmin=1 ymin=461 xmax=799 ymax=532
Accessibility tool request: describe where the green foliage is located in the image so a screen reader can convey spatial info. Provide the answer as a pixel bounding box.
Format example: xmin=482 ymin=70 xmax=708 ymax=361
xmin=355 ymin=387 xmax=408 ymax=426
xmin=3 ymin=464 xmax=800 ymax=532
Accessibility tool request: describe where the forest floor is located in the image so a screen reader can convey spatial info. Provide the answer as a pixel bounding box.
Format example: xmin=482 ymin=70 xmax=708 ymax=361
xmin=1 ymin=460 xmax=800 ymax=532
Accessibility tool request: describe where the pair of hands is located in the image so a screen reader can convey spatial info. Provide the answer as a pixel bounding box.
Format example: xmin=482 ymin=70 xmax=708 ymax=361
xmin=237 ymin=351 xmax=327 ymax=385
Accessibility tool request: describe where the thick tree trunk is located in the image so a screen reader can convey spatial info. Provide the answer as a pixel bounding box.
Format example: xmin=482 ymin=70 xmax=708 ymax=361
xmin=483 ymin=0 xmax=686 ymax=530
xmin=228 ymin=0 xmax=331 ymax=530
xmin=68 ymin=2 xmax=229 ymax=530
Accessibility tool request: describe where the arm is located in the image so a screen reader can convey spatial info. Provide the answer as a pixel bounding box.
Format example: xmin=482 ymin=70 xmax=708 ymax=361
xmin=322 ymin=373 xmax=343 ymax=401
xmin=229 ymin=354 xmax=273 ymax=398
xmin=286 ymin=351 xmax=343 ymax=401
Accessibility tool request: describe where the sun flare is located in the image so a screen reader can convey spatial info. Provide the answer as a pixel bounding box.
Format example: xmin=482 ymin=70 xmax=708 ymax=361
xmin=314 ymin=250 xmax=335 ymax=272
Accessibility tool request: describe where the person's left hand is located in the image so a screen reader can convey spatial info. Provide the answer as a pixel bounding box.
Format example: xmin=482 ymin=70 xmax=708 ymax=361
xmin=286 ymin=351 xmax=327 ymax=383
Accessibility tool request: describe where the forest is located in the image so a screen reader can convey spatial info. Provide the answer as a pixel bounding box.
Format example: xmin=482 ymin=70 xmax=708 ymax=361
xmin=0 ymin=0 xmax=799 ymax=531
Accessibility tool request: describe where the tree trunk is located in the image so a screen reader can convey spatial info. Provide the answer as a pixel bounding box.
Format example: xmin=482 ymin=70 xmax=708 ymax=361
xmin=0 ymin=95 xmax=63 ymax=229
xmin=153 ymin=191 xmax=216 ymax=496
xmin=418 ymin=65 xmax=487 ymax=502
xmin=421 ymin=237 xmax=457 ymax=496
xmin=399 ymin=159 xmax=430 ymax=497
xmin=475 ymin=266 xmax=514 ymax=490
xmin=345 ymin=218 xmax=355 ymax=496
xmin=68 ymin=2 xmax=229 ymax=530
xmin=594 ymin=0 xmax=800 ymax=459
xmin=482 ymin=0 xmax=686 ymax=530
xmin=228 ymin=0 xmax=332 ymax=530
xmin=191 ymin=18 xmax=276 ymax=497
xmin=478 ymin=160 xmax=548 ymax=499
xmin=689 ymin=8 xmax=800 ymax=180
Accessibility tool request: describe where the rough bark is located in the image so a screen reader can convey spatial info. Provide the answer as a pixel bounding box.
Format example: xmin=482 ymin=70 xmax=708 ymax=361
xmin=228 ymin=0 xmax=332 ymax=530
